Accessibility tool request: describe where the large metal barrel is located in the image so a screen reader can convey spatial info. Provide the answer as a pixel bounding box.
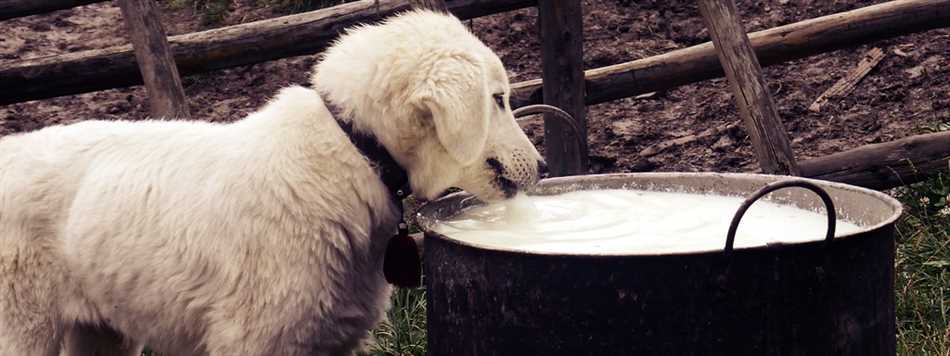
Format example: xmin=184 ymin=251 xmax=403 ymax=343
xmin=417 ymin=173 xmax=902 ymax=356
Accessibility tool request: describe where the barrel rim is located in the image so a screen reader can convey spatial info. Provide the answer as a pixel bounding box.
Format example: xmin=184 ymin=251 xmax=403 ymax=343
xmin=416 ymin=172 xmax=904 ymax=257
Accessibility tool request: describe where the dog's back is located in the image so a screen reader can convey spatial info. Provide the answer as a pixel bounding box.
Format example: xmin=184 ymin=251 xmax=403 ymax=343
xmin=0 ymin=87 xmax=398 ymax=355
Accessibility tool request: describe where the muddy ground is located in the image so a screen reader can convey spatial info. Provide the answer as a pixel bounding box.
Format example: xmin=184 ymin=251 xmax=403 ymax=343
xmin=1 ymin=0 xmax=947 ymax=174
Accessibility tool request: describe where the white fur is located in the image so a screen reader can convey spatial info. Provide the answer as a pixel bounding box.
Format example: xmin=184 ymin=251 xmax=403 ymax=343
xmin=0 ymin=10 xmax=540 ymax=356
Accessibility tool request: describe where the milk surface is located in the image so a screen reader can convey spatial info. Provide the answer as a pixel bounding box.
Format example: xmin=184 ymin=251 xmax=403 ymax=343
xmin=433 ymin=189 xmax=863 ymax=254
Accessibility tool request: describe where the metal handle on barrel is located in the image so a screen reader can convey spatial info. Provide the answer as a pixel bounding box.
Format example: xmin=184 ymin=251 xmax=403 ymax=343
xmin=512 ymin=104 xmax=584 ymax=158
xmin=725 ymin=180 xmax=837 ymax=253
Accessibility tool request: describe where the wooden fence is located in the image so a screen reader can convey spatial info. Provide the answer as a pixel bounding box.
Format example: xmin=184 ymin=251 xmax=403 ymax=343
xmin=1 ymin=0 xmax=948 ymax=189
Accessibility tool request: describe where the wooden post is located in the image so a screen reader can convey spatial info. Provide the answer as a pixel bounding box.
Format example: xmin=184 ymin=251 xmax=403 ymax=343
xmin=117 ymin=0 xmax=190 ymax=119
xmin=538 ymin=0 xmax=587 ymax=176
xmin=698 ymin=0 xmax=799 ymax=175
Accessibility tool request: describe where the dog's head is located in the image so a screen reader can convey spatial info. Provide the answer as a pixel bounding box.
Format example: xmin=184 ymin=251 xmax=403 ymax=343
xmin=313 ymin=10 xmax=544 ymax=202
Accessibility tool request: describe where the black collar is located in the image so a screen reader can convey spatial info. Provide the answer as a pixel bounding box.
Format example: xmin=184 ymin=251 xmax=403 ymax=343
xmin=324 ymin=99 xmax=410 ymax=209
xmin=325 ymin=97 xmax=422 ymax=288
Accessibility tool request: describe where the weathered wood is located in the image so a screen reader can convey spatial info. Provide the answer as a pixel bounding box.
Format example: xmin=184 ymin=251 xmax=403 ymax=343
xmin=809 ymin=47 xmax=886 ymax=112
xmin=0 ymin=0 xmax=535 ymax=105
xmin=538 ymin=0 xmax=586 ymax=176
xmin=409 ymin=0 xmax=448 ymax=12
xmin=511 ymin=0 xmax=950 ymax=108
xmin=118 ymin=0 xmax=190 ymax=119
xmin=4 ymin=0 xmax=947 ymax=108
xmin=800 ymin=131 xmax=950 ymax=190
xmin=698 ymin=0 xmax=798 ymax=175
xmin=0 ymin=0 xmax=105 ymax=21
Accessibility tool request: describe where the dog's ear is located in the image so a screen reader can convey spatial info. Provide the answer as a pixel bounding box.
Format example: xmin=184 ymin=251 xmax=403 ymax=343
xmin=410 ymin=55 xmax=490 ymax=165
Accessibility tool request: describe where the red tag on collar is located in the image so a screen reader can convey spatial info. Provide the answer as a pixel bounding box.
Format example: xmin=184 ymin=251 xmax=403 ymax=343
xmin=383 ymin=223 xmax=422 ymax=288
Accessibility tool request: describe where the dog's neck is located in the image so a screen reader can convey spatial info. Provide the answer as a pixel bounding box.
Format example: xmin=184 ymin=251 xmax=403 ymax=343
xmin=323 ymin=99 xmax=410 ymax=206
xmin=324 ymin=96 xmax=422 ymax=288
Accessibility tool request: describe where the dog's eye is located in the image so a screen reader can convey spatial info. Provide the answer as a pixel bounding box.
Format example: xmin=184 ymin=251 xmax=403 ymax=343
xmin=492 ymin=93 xmax=506 ymax=109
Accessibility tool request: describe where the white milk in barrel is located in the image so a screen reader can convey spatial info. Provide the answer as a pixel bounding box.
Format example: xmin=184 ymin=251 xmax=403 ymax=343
xmin=433 ymin=189 xmax=863 ymax=254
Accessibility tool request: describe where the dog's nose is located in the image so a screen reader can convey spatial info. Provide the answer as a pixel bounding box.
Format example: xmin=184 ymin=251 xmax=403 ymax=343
xmin=538 ymin=160 xmax=549 ymax=179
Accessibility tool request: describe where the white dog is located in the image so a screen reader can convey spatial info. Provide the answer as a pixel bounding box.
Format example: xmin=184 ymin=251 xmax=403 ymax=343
xmin=0 ymin=10 xmax=543 ymax=356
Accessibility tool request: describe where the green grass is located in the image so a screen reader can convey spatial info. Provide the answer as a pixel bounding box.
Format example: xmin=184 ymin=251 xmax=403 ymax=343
xmin=895 ymin=174 xmax=950 ymax=355
xmin=362 ymin=288 xmax=428 ymax=356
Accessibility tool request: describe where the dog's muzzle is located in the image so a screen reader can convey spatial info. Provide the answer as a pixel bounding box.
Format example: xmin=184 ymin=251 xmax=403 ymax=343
xmin=487 ymin=157 xmax=545 ymax=198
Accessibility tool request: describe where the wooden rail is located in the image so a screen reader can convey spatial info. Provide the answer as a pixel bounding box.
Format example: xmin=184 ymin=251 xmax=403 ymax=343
xmin=0 ymin=0 xmax=535 ymax=105
xmin=0 ymin=0 xmax=105 ymax=21
xmin=409 ymin=0 xmax=449 ymax=12
xmin=511 ymin=0 xmax=950 ymax=107
xmin=801 ymin=131 xmax=950 ymax=190
xmin=3 ymin=0 xmax=945 ymax=107
xmin=0 ymin=0 xmax=532 ymax=22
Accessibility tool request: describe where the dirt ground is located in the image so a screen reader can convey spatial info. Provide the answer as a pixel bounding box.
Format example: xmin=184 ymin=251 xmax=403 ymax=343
xmin=1 ymin=0 xmax=947 ymax=175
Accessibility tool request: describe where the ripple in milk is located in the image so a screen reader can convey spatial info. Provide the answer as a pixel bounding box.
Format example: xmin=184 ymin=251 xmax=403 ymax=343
xmin=433 ymin=189 xmax=863 ymax=254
